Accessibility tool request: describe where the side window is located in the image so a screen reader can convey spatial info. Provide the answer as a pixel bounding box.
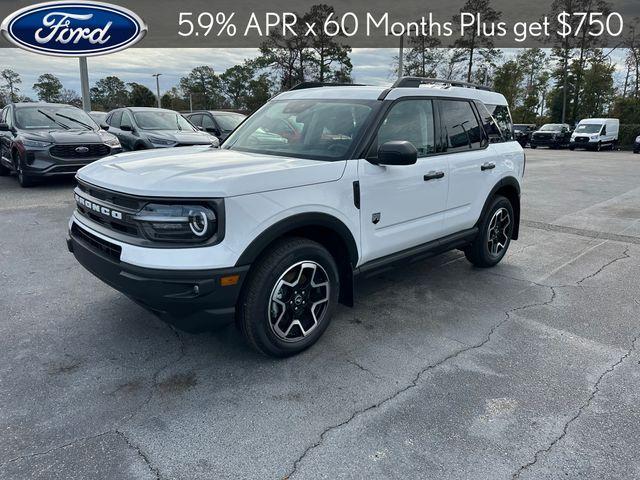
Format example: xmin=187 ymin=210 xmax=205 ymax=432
xmin=121 ymin=111 xmax=133 ymax=128
xmin=189 ymin=114 xmax=203 ymax=127
xmin=370 ymin=99 xmax=435 ymax=158
xmin=475 ymin=101 xmax=504 ymax=144
xmin=602 ymin=125 xmax=607 ymax=136
xmin=110 ymin=111 xmax=122 ymax=128
xmin=484 ymin=104 xmax=514 ymax=141
xmin=440 ymin=100 xmax=482 ymax=152
xmin=202 ymin=115 xmax=216 ymax=130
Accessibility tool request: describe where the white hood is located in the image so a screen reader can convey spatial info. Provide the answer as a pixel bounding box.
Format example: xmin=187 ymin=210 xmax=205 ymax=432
xmin=77 ymin=146 xmax=347 ymax=198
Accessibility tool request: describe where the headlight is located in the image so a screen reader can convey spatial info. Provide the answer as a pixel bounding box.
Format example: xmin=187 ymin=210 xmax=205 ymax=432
xmin=635 ymin=136 xmax=640 ymax=143
xmin=133 ymin=203 xmax=217 ymax=243
xmin=22 ymin=139 xmax=51 ymax=148
xmin=591 ymin=135 xmax=599 ymax=140
xmin=147 ymin=136 xmax=175 ymax=146
xmin=103 ymin=135 xmax=121 ymax=147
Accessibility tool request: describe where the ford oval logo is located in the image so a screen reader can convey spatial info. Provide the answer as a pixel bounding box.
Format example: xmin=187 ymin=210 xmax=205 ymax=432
xmin=0 ymin=1 xmax=147 ymax=57
xmin=75 ymin=146 xmax=90 ymax=153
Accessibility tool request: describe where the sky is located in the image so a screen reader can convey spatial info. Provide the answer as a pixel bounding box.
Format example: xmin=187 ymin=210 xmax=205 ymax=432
xmin=0 ymin=48 xmax=398 ymax=99
xmin=0 ymin=47 xmax=627 ymax=100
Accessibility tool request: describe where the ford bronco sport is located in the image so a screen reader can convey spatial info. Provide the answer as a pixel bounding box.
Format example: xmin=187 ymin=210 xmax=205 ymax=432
xmin=67 ymin=77 xmax=524 ymax=357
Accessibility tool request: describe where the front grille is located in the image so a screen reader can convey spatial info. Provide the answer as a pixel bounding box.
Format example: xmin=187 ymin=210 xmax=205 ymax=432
xmin=77 ymin=180 xmax=141 ymax=210
xmin=50 ymin=144 xmax=110 ymax=159
xmin=575 ymin=137 xmax=589 ymax=143
xmin=71 ymin=223 xmax=122 ymax=261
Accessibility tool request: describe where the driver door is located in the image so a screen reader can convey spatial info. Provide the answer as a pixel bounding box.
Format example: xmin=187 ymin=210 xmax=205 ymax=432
xmin=357 ymin=99 xmax=449 ymax=264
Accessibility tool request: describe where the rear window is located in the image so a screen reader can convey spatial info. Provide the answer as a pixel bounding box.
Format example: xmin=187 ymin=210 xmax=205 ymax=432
xmin=484 ymin=104 xmax=514 ymax=141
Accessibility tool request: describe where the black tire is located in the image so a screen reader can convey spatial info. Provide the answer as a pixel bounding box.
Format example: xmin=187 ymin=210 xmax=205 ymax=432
xmin=238 ymin=237 xmax=339 ymax=357
xmin=465 ymin=195 xmax=515 ymax=268
xmin=569 ymin=146 xmax=575 ymax=151
xmin=530 ymin=145 xmax=537 ymax=149
xmin=596 ymin=142 xmax=602 ymax=152
xmin=14 ymin=152 xmax=37 ymax=187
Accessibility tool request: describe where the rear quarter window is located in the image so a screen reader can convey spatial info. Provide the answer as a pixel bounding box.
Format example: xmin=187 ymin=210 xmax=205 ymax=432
xmin=484 ymin=104 xmax=514 ymax=141
xmin=440 ymin=100 xmax=483 ymax=152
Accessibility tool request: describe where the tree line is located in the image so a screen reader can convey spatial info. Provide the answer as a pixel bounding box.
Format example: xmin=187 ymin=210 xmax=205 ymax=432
xmin=1 ymin=1 xmax=640 ymax=126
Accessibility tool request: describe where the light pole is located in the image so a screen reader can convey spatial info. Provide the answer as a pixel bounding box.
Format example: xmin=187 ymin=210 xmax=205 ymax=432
xmin=152 ymin=73 xmax=162 ymax=108
xmin=79 ymin=57 xmax=91 ymax=112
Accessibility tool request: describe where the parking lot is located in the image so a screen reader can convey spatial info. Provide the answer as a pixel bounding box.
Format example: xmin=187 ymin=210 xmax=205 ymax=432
xmin=1 ymin=147 xmax=639 ymax=479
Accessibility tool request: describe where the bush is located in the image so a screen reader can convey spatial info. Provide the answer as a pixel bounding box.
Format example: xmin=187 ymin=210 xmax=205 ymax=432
xmin=619 ymin=124 xmax=640 ymax=148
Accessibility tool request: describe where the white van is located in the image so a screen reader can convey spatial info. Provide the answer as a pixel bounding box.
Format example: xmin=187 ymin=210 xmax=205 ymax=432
xmin=570 ymin=118 xmax=619 ymax=151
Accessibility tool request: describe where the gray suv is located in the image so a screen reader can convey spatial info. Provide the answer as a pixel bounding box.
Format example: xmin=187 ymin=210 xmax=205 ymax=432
xmin=0 ymin=103 xmax=122 ymax=187
xmin=105 ymin=107 xmax=218 ymax=151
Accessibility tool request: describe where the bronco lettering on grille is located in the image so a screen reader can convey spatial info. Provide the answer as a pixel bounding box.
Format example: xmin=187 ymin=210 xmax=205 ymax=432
xmin=75 ymin=194 xmax=123 ymax=220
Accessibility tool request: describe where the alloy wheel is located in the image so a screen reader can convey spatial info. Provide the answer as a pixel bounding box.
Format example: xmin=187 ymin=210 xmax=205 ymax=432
xmin=268 ymin=260 xmax=330 ymax=342
xmin=487 ymin=208 xmax=511 ymax=256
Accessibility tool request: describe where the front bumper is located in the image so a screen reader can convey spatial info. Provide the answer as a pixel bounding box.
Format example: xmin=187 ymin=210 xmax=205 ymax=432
xmin=67 ymin=221 xmax=248 ymax=330
xmin=22 ymin=146 xmax=122 ymax=176
xmin=530 ymin=137 xmax=563 ymax=148
xmin=570 ymin=140 xmax=597 ymax=149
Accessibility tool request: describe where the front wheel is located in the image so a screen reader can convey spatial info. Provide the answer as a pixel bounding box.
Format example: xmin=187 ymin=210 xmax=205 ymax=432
xmin=14 ymin=153 xmax=36 ymax=187
xmin=465 ymin=195 xmax=514 ymax=268
xmin=238 ymin=237 xmax=339 ymax=357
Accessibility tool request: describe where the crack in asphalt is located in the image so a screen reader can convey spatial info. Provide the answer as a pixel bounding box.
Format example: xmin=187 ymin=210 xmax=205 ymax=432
xmin=115 ymin=429 xmax=162 ymax=480
xmin=576 ymin=246 xmax=631 ymax=285
xmin=0 ymin=431 xmax=112 ymax=468
xmin=346 ymin=359 xmax=382 ymax=380
xmin=511 ymin=333 xmax=639 ymax=479
xmin=283 ymin=285 xmax=557 ymax=480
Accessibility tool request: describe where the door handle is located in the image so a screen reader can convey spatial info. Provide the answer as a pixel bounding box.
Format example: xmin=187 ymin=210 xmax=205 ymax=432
xmin=481 ymin=162 xmax=496 ymax=171
xmin=424 ymin=171 xmax=445 ymax=181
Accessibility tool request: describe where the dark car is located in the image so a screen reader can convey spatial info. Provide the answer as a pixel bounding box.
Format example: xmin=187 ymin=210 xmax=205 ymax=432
xmin=0 ymin=103 xmax=122 ymax=187
xmin=513 ymin=124 xmax=536 ymax=148
xmin=530 ymin=123 xmax=572 ymax=149
xmin=184 ymin=110 xmax=246 ymax=142
xmin=105 ymin=107 xmax=218 ymax=151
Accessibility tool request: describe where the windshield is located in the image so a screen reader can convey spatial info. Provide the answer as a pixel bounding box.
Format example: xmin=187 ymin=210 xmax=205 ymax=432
xmin=224 ymin=99 xmax=375 ymax=160
xmin=215 ymin=113 xmax=245 ymax=131
xmin=575 ymin=124 xmax=602 ymax=134
xmin=513 ymin=125 xmax=528 ymax=132
xmin=15 ymin=106 xmax=99 ymax=131
xmin=540 ymin=124 xmax=564 ymax=132
xmin=133 ymin=111 xmax=196 ymax=131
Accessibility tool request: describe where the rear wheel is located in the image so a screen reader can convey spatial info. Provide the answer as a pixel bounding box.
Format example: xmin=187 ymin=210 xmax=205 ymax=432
xmin=238 ymin=237 xmax=339 ymax=357
xmin=465 ymin=195 xmax=514 ymax=268
xmin=596 ymin=142 xmax=602 ymax=152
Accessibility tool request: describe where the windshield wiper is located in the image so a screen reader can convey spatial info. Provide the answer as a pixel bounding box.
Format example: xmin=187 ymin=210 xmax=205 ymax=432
xmin=55 ymin=112 xmax=93 ymax=131
xmin=37 ymin=109 xmax=69 ymax=130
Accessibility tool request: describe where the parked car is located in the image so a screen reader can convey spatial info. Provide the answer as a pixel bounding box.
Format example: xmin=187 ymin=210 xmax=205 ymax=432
xmin=89 ymin=111 xmax=108 ymax=125
xmin=105 ymin=107 xmax=219 ymax=150
xmin=184 ymin=111 xmax=247 ymax=143
xmin=513 ymin=124 xmax=536 ymax=148
xmin=570 ymin=118 xmax=619 ymax=151
xmin=530 ymin=124 xmax=572 ymax=149
xmin=0 ymin=102 xmax=122 ymax=187
xmin=67 ymin=77 xmax=524 ymax=357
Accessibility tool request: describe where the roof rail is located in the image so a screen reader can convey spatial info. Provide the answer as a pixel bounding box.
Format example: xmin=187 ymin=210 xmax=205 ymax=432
xmin=392 ymin=77 xmax=493 ymax=92
xmin=289 ymin=81 xmax=366 ymax=91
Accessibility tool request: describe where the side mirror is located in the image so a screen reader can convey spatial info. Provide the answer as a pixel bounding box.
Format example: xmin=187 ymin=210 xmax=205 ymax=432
xmin=376 ymin=141 xmax=418 ymax=166
xmin=197 ymin=126 xmax=204 ymax=131
xmin=100 ymin=123 xmax=109 ymax=131
xmin=0 ymin=123 xmax=10 ymax=132
xmin=120 ymin=124 xmax=132 ymax=132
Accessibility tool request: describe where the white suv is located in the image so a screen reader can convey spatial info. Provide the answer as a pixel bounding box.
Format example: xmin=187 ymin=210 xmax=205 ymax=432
xmin=67 ymin=78 xmax=525 ymax=357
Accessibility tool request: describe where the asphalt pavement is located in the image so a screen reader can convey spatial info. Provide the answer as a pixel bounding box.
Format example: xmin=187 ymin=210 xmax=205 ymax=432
xmin=1 ymin=148 xmax=639 ymax=479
